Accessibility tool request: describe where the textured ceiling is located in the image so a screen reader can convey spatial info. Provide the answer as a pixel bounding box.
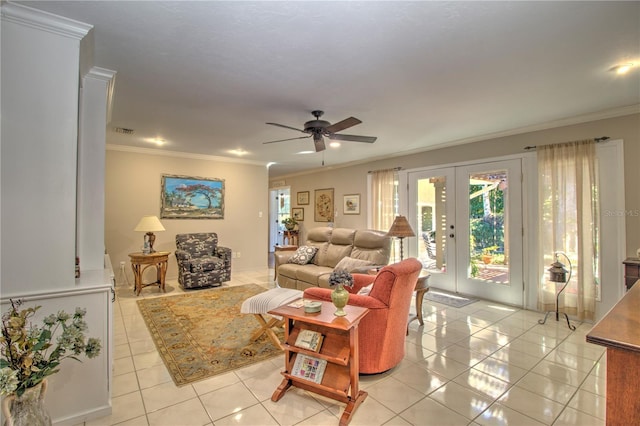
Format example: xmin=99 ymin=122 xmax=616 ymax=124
xmin=18 ymin=1 xmax=640 ymax=177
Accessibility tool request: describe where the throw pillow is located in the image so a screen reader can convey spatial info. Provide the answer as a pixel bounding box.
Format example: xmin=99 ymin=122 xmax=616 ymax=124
xmin=334 ymin=256 xmax=373 ymax=272
xmin=287 ymin=245 xmax=318 ymax=265
xmin=357 ymin=283 xmax=374 ymax=296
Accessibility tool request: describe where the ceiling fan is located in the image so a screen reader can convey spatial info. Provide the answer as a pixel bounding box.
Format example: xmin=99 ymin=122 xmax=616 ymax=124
xmin=263 ymin=110 xmax=377 ymax=152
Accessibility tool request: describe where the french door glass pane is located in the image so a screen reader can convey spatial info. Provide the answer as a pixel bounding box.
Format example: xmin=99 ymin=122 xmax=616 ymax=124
xmin=468 ymin=170 xmax=509 ymax=284
xmin=416 ymin=176 xmax=447 ymax=274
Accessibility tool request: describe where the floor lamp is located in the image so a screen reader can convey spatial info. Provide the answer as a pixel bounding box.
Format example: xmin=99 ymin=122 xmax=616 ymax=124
xmin=387 ymin=215 xmax=415 ymax=261
xmin=538 ymin=251 xmax=576 ymax=330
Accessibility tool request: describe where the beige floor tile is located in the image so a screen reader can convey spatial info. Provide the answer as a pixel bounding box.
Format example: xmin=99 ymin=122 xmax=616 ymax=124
xmin=429 ymin=381 xmax=494 ymax=420
xmin=345 ymin=396 xmax=396 ymax=426
xmin=543 ymin=348 xmax=597 ymax=373
xmin=579 ymin=372 xmax=606 ymax=397
xmin=140 ymin=381 xmax=197 ymax=413
xmin=146 ymin=397 xmax=211 ymax=425
xmin=113 ymin=356 xmax=135 ymax=376
xmin=439 ymin=344 xmax=487 ymax=367
xmin=113 ymin=371 xmax=140 ymax=397
xmin=424 ymin=353 xmax=470 ymax=380
xmin=553 ymin=407 xmax=605 ymax=426
xmin=453 ymin=369 xmax=511 ymax=400
xmin=214 ymin=403 xmax=279 ymax=425
xmin=567 ymin=388 xmax=605 ymax=420
xmin=398 ymin=396 xmax=471 ymax=425
xmin=505 ymin=338 xmax=554 ymax=358
xmin=243 ymin=366 xmax=287 ymax=402
xmin=295 ymin=409 xmax=340 ymax=426
xmin=460 ymin=336 xmax=502 ymax=356
xmin=514 ymin=372 xmax=577 ymax=405
xmin=530 ymin=359 xmax=589 ymax=387
xmin=260 ymin=387 xmax=325 ymax=426
xmin=192 ymin=371 xmax=240 ymax=396
xmin=402 ymin=340 xmax=435 ymax=364
xmin=472 ymin=328 xmax=512 ymax=346
xmin=200 ymin=381 xmax=262 ymax=422
xmin=472 ymin=357 xmax=528 ymax=384
xmin=109 ymin=391 xmax=147 ymax=425
xmin=498 ymin=386 xmax=564 ymax=424
xmin=489 ymin=347 xmax=542 ymax=370
xmin=555 ymin=341 xmax=605 ymax=362
xmin=129 ymin=339 xmax=158 ymax=356
xmin=136 ymin=364 xmax=173 ymax=389
xmin=364 ymin=376 xmax=428 ymax=413
xmin=475 ymin=402 xmax=545 ymax=426
xmin=386 ymin=362 xmax=448 ymax=395
xmin=517 ymin=331 xmax=560 ymax=348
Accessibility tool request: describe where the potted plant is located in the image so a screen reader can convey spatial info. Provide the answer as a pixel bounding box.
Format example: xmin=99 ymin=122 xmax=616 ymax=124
xmin=0 ymin=300 xmax=101 ymax=425
xmin=481 ymin=246 xmax=499 ymax=265
xmin=282 ymin=217 xmax=297 ymax=231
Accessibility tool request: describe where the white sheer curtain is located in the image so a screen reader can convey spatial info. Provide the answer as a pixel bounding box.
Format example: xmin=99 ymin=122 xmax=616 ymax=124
xmin=537 ymin=140 xmax=599 ymax=321
xmin=371 ymin=169 xmax=397 ymax=232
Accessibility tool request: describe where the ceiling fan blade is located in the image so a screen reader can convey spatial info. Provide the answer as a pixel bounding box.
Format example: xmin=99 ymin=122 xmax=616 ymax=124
xmin=325 ymin=117 xmax=361 ymax=134
xmin=329 ymin=134 xmax=377 ymax=143
xmin=263 ymin=135 xmax=311 ymax=144
xmin=313 ymin=134 xmax=326 ymax=152
xmin=266 ymin=122 xmax=307 ymax=133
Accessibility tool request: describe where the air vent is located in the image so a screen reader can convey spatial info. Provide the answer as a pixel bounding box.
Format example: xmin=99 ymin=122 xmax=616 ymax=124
xmin=114 ymin=127 xmax=134 ymax=135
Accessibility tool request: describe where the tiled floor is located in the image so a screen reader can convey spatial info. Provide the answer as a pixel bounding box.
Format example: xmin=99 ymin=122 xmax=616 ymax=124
xmin=83 ymin=267 xmax=606 ymax=426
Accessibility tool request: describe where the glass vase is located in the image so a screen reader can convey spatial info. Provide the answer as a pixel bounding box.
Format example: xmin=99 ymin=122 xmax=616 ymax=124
xmin=331 ymin=283 xmax=349 ymax=316
xmin=2 ymin=379 xmax=52 ymax=426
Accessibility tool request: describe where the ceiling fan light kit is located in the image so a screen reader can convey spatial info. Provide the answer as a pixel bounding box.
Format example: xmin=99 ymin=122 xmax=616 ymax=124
xmin=264 ymin=110 xmax=377 ymax=152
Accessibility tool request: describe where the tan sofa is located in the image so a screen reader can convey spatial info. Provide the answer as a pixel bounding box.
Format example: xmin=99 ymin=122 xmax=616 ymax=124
xmin=275 ymin=227 xmax=391 ymax=290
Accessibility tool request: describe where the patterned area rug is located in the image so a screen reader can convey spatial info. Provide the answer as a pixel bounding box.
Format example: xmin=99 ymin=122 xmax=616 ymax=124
xmin=425 ymin=289 xmax=478 ymax=308
xmin=137 ymin=284 xmax=283 ymax=386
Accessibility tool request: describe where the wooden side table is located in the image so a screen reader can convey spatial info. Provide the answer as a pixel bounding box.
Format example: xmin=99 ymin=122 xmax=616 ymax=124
xmin=128 ymin=251 xmax=170 ymax=296
xmin=623 ymin=258 xmax=640 ymax=290
xmin=283 ymin=230 xmax=299 ymax=246
xmin=269 ymin=301 xmax=369 ymax=426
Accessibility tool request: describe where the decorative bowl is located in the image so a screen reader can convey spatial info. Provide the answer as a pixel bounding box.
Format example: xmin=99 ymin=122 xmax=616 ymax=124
xmin=303 ymin=301 xmax=322 ymax=314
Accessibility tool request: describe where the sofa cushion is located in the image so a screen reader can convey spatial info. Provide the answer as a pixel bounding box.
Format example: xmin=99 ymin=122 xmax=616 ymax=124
xmin=189 ymin=256 xmax=223 ymax=272
xmin=288 ymin=245 xmax=318 ymax=265
xmin=334 ymin=256 xmax=373 ymax=273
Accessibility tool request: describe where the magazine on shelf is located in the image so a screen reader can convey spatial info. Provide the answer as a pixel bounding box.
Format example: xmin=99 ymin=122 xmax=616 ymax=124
xmin=294 ymin=329 xmax=324 ymax=352
xmin=291 ymin=354 xmax=327 ymax=384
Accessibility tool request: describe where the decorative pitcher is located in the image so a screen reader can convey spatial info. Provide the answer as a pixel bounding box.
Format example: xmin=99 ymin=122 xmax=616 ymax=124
xmin=1 ymin=379 xmax=52 ymax=426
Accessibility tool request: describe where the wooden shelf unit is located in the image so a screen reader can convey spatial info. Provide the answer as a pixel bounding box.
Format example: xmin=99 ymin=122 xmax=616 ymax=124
xmin=269 ymin=301 xmax=369 ymax=426
xmin=623 ymin=257 xmax=640 ymax=290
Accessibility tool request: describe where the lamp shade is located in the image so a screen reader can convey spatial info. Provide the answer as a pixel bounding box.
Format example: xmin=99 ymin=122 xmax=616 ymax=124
xmin=134 ymin=215 xmax=165 ymax=232
xmin=387 ymin=215 xmax=415 ymax=238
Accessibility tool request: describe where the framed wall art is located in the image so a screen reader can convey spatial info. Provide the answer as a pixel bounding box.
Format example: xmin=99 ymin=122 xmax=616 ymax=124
xmin=343 ymin=194 xmax=360 ymax=215
xmin=297 ymin=191 xmax=310 ymax=205
xmin=314 ymin=188 xmax=334 ymax=222
xmin=161 ymin=174 xmax=225 ymax=219
xmin=292 ymin=208 xmax=304 ymax=221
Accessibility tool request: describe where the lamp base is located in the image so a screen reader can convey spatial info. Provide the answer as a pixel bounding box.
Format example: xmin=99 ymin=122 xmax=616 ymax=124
xmin=538 ymin=309 xmax=575 ymax=330
xmin=146 ymin=232 xmax=156 ymax=253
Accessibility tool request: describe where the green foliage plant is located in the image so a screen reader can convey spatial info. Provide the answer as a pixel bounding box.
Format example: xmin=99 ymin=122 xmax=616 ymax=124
xmin=0 ymin=299 xmax=101 ymax=397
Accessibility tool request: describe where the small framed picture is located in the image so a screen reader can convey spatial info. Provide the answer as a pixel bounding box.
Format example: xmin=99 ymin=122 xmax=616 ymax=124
xmin=343 ymin=194 xmax=360 ymax=215
xmin=292 ymin=207 xmax=304 ymax=221
xmin=297 ymin=191 xmax=310 ymax=205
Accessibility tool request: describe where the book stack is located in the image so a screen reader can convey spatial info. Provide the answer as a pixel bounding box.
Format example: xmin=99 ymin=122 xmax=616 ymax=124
xmin=294 ymin=329 xmax=324 ymax=352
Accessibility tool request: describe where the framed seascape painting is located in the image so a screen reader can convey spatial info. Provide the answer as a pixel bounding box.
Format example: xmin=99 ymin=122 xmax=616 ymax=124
xmin=297 ymin=191 xmax=310 ymax=205
xmin=343 ymin=194 xmax=360 ymax=215
xmin=292 ymin=208 xmax=304 ymax=221
xmin=161 ymin=174 xmax=225 ymax=219
xmin=314 ymin=188 xmax=334 ymax=222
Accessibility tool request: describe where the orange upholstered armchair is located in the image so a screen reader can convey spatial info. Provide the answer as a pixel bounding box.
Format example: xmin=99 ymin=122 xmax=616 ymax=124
xmin=303 ymin=258 xmax=422 ymax=374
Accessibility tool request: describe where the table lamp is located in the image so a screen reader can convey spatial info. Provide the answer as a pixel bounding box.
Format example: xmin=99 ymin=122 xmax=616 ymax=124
xmin=134 ymin=215 xmax=165 ymax=253
xmin=387 ymin=215 xmax=415 ymax=261
xmin=538 ymin=251 xmax=575 ymax=330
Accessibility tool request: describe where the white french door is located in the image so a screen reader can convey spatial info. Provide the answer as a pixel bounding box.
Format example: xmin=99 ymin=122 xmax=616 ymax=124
xmin=408 ymin=159 xmax=524 ymax=306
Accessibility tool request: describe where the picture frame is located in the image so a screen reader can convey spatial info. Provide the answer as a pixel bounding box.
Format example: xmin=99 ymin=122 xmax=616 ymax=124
xmin=292 ymin=207 xmax=304 ymax=221
xmin=343 ymin=194 xmax=361 ymax=215
xmin=161 ymin=174 xmax=225 ymax=219
xmin=314 ymin=188 xmax=334 ymax=222
xmin=297 ymin=191 xmax=310 ymax=205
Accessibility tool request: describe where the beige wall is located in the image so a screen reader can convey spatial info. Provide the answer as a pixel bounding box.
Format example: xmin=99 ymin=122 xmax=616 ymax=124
xmin=273 ymin=113 xmax=640 ymax=257
xmin=106 ymin=149 xmax=269 ymax=281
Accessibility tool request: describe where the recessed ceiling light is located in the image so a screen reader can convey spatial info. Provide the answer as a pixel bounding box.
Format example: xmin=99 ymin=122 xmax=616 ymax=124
xmin=610 ymin=62 xmax=636 ymax=74
xmin=329 ymin=141 xmax=341 ymax=148
xmin=143 ymin=137 xmax=166 ymax=146
xmin=228 ymin=149 xmax=248 ymax=156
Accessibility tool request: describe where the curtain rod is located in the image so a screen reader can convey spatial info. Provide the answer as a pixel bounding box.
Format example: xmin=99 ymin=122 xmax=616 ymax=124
xmin=524 ymin=136 xmax=610 ymax=151
xmin=367 ymin=167 xmax=402 ymax=174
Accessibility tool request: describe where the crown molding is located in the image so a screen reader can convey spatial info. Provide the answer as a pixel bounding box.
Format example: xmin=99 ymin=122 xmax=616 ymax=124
xmin=106 ymin=144 xmax=267 ymax=167
xmin=1 ymin=2 xmax=92 ymax=40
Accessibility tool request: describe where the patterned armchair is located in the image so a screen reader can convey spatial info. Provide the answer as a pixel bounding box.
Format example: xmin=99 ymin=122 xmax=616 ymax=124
xmin=175 ymin=233 xmax=231 ymax=289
